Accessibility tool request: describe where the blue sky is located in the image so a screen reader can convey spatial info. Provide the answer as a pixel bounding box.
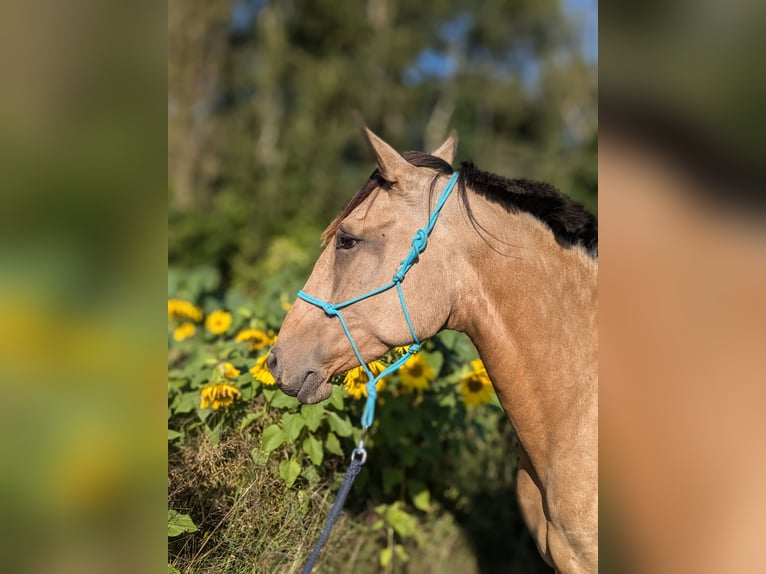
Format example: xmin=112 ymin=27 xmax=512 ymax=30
xmin=564 ymin=0 xmax=598 ymax=63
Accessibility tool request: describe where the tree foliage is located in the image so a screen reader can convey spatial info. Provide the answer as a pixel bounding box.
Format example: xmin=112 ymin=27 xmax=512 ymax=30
xmin=168 ymin=0 xmax=597 ymax=297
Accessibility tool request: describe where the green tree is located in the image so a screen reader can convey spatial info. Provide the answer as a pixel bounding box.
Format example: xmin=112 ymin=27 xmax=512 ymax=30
xmin=168 ymin=0 xmax=597 ymax=296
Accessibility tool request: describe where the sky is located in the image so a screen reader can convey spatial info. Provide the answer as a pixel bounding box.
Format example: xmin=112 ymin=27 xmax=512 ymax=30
xmin=564 ymin=0 xmax=598 ymax=63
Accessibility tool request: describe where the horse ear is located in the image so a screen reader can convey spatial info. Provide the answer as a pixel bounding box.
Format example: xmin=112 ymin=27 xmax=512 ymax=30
xmin=430 ymin=130 xmax=458 ymax=165
xmin=363 ymin=127 xmax=412 ymax=182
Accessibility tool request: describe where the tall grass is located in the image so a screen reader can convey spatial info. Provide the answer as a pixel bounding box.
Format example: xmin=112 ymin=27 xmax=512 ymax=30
xmin=168 ymin=423 xmax=549 ymax=573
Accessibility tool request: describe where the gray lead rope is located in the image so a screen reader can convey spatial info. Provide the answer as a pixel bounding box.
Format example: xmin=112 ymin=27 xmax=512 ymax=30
xmin=300 ymin=440 xmax=368 ymax=574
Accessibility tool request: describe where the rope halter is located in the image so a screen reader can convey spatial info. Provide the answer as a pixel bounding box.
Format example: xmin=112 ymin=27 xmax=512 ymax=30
xmin=297 ymin=171 xmax=459 ymax=429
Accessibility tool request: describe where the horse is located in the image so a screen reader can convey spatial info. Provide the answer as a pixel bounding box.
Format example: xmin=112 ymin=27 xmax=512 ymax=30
xmin=267 ymin=127 xmax=598 ymax=573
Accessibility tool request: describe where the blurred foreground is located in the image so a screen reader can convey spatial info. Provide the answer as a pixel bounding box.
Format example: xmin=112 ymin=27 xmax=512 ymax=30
xmin=600 ymin=0 xmax=766 ymax=571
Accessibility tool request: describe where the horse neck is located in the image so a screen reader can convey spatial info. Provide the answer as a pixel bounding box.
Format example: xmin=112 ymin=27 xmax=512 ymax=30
xmin=446 ymin=193 xmax=598 ymax=473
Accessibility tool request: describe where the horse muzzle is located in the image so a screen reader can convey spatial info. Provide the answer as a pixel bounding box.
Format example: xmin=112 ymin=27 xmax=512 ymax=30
xmin=267 ymin=345 xmax=333 ymax=404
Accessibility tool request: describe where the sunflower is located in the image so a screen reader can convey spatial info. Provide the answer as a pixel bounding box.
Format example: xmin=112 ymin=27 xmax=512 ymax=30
xmin=173 ymin=322 xmax=196 ymax=342
xmin=398 ymin=353 xmax=435 ymax=393
xmin=458 ymin=359 xmax=495 ymax=407
xmin=200 ymin=383 xmax=241 ymax=410
xmin=249 ymin=353 xmax=276 ymax=386
xmin=168 ymin=299 xmax=203 ymax=322
xmin=220 ymin=362 xmax=241 ymax=379
xmin=235 ymin=328 xmax=276 ymax=351
xmin=343 ymin=361 xmax=388 ymax=400
xmin=205 ymin=310 xmax=232 ymax=335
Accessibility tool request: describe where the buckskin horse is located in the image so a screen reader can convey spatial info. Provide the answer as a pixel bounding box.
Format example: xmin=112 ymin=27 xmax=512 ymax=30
xmin=267 ymin=128 xmax=598 ymax=573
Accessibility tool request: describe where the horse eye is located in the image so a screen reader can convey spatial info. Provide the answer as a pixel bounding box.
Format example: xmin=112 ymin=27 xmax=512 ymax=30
xmin=336 ymin=234 xmax=359 ymax=250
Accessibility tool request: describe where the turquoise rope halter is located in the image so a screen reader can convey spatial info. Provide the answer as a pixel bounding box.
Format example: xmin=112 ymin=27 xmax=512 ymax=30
xmin=297 ymin=171 xmax=460 ymax=429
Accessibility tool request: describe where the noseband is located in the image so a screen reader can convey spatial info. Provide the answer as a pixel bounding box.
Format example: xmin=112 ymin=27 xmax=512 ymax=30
xmin=297 ymin=171 xmax=459 ymax=428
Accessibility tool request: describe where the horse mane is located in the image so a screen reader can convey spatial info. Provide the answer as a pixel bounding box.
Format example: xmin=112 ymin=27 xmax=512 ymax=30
xmin=322 ymin=151 xmax=598 ymax=257
xmin=458 ymin=162 xmax=598 ymax=256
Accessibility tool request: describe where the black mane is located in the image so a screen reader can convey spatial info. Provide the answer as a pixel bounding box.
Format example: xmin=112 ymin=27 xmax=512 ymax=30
xmin=324 ymin=151 xmax=598 ymax=257
xmin=459 ymin=161 xmax=598 ymax=256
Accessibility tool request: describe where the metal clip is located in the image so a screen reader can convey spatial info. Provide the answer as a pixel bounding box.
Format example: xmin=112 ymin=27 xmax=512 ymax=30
xmin=351 ymin=445 xmax=367 ymax=465
xmin=351 ymin=427 xmax=370 ymax=464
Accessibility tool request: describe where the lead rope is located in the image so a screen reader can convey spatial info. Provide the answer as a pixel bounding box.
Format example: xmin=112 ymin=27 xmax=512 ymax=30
xmin=299 ymin=437 xmax=367 ymax=574
xmin=297 ymin=172 xmax=459 ymax=572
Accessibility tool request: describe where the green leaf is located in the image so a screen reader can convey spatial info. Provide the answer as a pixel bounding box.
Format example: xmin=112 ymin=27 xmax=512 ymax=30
xmin=282 ymin=412 xmax=306 ymax=442
xmin=168 ymin=564 xmax=181 ymax=574
xmin=382 ymin=467 xmax=404 ymax=495
xmin=300 ymin=465 xmax=321 ymax=484
xmin=262 ymin=388 xmax=276 ymax=402
xmin=301 ymin=403 xmax=324 ymax=431
xmin=279 ymin=458 xmax=301 ymax=487
xmin=325 ymin=432 xmax=344 ymax=456
xmin=238 ymin=411 xmax=263 ymax=430
xmin=424 ymin=350 xmax=444 ymax=377
xmin=394 ymin=544 xmax=410 ymax=563
xmin=329 ymin=385 xmax=344 ymax=410
xmin=271 ymin=391 xmax=300 ymax=410
xmin=167 ymin=429 xmax=183 ymax=442
xmin=197 ymin=407 xmax=211 ymax=423
xmin=408 ymin=479 xmax=431 ymax=512
xmin=379 ymin=547 xmax=392 ymax=568
xmin=239 ymin=382 xmax=257 ymax=401
xmin=251 ymin=448 xmax=269 ymax=467
xmin=302 ymin=435 xmax=323 ymax=466
xmin=261 ymin=424 xmax=286 ymax=453
xmin=168 ymin=510 xmax=197 ymax=537
xmin=437 ymin=330 xmax=477 ymax=361
xmin=172 ymin=392 xmax=199 ymax=414
xmin=327 ymin=412 xmax=353 ymax=437
xmin=386 ymin=506 xmax=417 ymax=539
xmin=191 ymin=369 xmax=210 ymax=387
xmin=204 ymin=419 xmax=223 ymax=445
xmin=168 ymin=379 xmax=187 ymax=392
xmin=437 ymin=393 xmax=456 ymax=408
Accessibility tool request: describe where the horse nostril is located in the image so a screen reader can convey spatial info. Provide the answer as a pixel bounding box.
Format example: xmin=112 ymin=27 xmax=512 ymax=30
xmin=266 ymin=350 xmax=279 ymax=376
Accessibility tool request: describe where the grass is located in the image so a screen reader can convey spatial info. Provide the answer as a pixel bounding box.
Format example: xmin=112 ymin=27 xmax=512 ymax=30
xmin=169 ymin=419 xmax=551 ymax=574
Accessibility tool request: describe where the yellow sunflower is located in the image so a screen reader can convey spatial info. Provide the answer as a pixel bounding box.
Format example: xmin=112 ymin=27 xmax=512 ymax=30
xmin=398 ymin=353 xmax=435 ymax=393
xmin=173 ymin=322 xmax=196 ymax=342
xmin=250 ymin=353 xmax=276 ymax=386
xmin=205 ymin=310 xmax=232 ymax=335
xmin=220 ymin=362 xmax=241 ymax=379
xmin=235 ymin=328 xmax=276 ymax=351
xmin=168 ymin=299 xmax=203 ymax=322
xmin=343 ymin=361 xmax=388 ymax=400
xmin=200 ymin=383 xmax=241 ymax=410
xmin=458 ymin=359 xmax=495 ymax=407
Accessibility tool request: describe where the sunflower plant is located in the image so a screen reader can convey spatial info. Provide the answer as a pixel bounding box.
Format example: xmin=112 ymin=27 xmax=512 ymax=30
xmin=168 ymin=267 xmax=508 ymax=569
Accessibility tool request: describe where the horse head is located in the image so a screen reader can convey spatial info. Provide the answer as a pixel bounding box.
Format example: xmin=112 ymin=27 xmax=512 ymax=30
xmin=268 ymin=128 xmax=460 ymax=403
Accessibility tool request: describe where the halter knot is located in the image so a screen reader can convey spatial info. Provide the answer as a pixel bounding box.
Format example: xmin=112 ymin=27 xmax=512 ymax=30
xmin=408 ymin=342 xmax=421 ymax=354
xmin=320 ymin=302 xmax=338 ymax=317
xmin=392 ymin=270 xmax=405 ymax=283
xmin=412 ymin=229 xmax=428 ymax=253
